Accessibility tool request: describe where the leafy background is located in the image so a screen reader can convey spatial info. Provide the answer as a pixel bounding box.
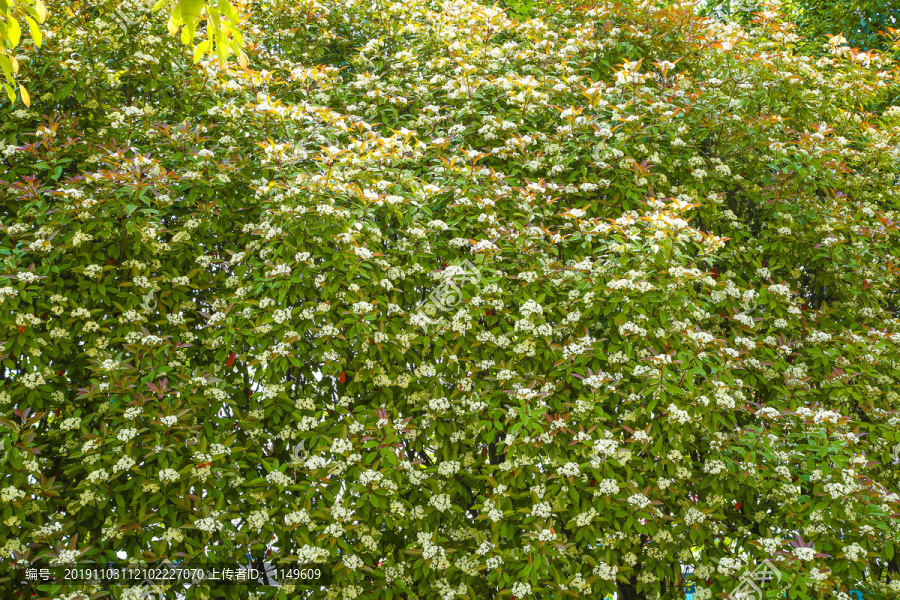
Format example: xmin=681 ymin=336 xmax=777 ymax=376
xmin=1 ymin=1 xmax=900 ymax=599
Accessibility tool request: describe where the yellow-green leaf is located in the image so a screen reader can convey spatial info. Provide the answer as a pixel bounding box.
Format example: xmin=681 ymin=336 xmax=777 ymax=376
xmin=179 ymin=0 xmax=204 ymax=21
xmin=229 ymin=24 xmax=243 ymax=47
xmin=181 ymin=24 xmax=195 ymax=44
xmin=19 ymin=84 xmax=29 ymax=107
xmin=216 ymin=35 xmax=227 ymax=65
xmin=0 ymin=55 xmax=12 ymax=83
xmin=207 ymin=4 xmax=220 ymax=26
xmin=219 ymin=0 xmax=239 ymax=22
xmin=178 ymin=0 xmax=204 ymax=43
xmin=24 ymin=15 xmax=41 ymax=48
xmin=167 ymin=3 xmax=184 ymax=35
xmin=34 ymin=0 xmax=48 ymax=22
xmin=8 ymin=16 xmax=21 ymax=47
xmin=193 ymin=39 xmax=210 ymax=63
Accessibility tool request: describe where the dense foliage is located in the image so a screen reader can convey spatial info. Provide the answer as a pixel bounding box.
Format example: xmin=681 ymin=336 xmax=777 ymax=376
xmin=2 ymin=0 xmax=900 ymax=599
xmin=0 ymin=0 xmax=243 ymax=103
xmin=785 ymin=0 xmax=899 ymax=53
xmin=703 ymin=1 xmax=899 ymax=56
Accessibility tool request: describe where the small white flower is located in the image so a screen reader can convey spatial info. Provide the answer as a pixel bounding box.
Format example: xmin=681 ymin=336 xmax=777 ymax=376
xmin=627 ymin=493 xmax=650 ymax=509
xmin=158 ymin=468 xmax=180 ymax=483
xmin=558 ymin=462 xmax=580 ymax=477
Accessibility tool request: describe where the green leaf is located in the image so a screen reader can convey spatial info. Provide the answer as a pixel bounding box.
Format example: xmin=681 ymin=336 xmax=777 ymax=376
xmin=193 ymin=39 xmax=211 ymax=63
xmin=23 ymin=15 xmax=41 ymax=48
xmin=7 ymin=17 xmax=21 ymax=47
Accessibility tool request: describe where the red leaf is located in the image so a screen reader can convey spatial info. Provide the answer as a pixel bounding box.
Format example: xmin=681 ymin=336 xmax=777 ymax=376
xmin=227 ymin=352 xmax=236 ymax=367
xmin=339 ymin=371 xmax=346 ymax=384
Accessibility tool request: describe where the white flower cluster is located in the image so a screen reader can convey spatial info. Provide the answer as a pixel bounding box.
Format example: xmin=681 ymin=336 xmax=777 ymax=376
xmin=667 ymin=404 xmax=691 ymax=424
xmin=429 ymin=493 xmax=452 ymax=512
xmin=558 ymin=462 xmax=580 ymax=477
xmin=532 ymin=502 xmax=552 ymax=518
xmin=574 ymin=508 xmax=597 ymax=527
xmin=627 ymin=494 xmax=650 ymax=509
xmin=266 ymin=470 xmax=293 ymax=487
xmin=704 ymin=460 xmax=726 ymax=475
xmin=195 ymin=517 xmax=224 ymax=533
xmin=769 ymin=283 xmax=791 ymax=297
xmin=87 ymin=469 xmax=109 ymax=483
xmin=807 ymin=330 xmax=832 ymax=344
xmin=582 ymin=371 xmax=610 ymax=388
xmin=685 ymin=507 xmax=706 ymax=525
xmin=1 ymin=486 xmax=26 ymax=503
xmin=594 ymin=438 xmax=619 ymax=456
xmin=619 ymin=321 xmax=647 ymax=336
xmin=20 ymin=372 xmax=46 ymax=389
xmin=843 ymin=543 xmax=865 ymax=561
xmin=114 ymin=455 xmax=135 ymax=473
xmin=437 ymin=461 xmax=460 ymax=477
xmin=285 ymin=510 xmax=310 ymax=527
xmin=756 ymin=407 xmax=780 ymax=419
xmin=60 ymin=417 xmax=81 ymax=431
xmin=50 ymin=549 xmax=81 ymax=566
xmin=158 ymin=469 xmax=180 ymax=483
xmin=813 ymin=410 xmax=842 ymax=424
xmin=331 ymin=438 xmax=354 ymax=454
xmin=297 ymin=544 xmax=330 ymax=564
xmin=717 ymin=557 xmax=743 ymax=575
xmin=593 ymin=562 xmax=618 ymax=580
xmin=759 ymin=538 xmax=781 ymax=555
xmin=162 ymin=527 xmax=184 ymax=544
xmin=417 ymin=531 xmax=446 ymax=562
xmin=248 ymin=510 xmax=269 ymax=529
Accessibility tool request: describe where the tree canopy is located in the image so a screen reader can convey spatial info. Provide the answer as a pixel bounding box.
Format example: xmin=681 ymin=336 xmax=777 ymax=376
xmin=785 ymin=0 xmax=899 ymax=53
xmin=2 ymin=1 xmax=900 ymax=599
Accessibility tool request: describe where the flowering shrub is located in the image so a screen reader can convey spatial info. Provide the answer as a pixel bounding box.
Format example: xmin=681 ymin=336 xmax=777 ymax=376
xmin=2 ymin=0 xmax=900 ymax=599
xmin=0 ymin=0 xmax=243 ymax=102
